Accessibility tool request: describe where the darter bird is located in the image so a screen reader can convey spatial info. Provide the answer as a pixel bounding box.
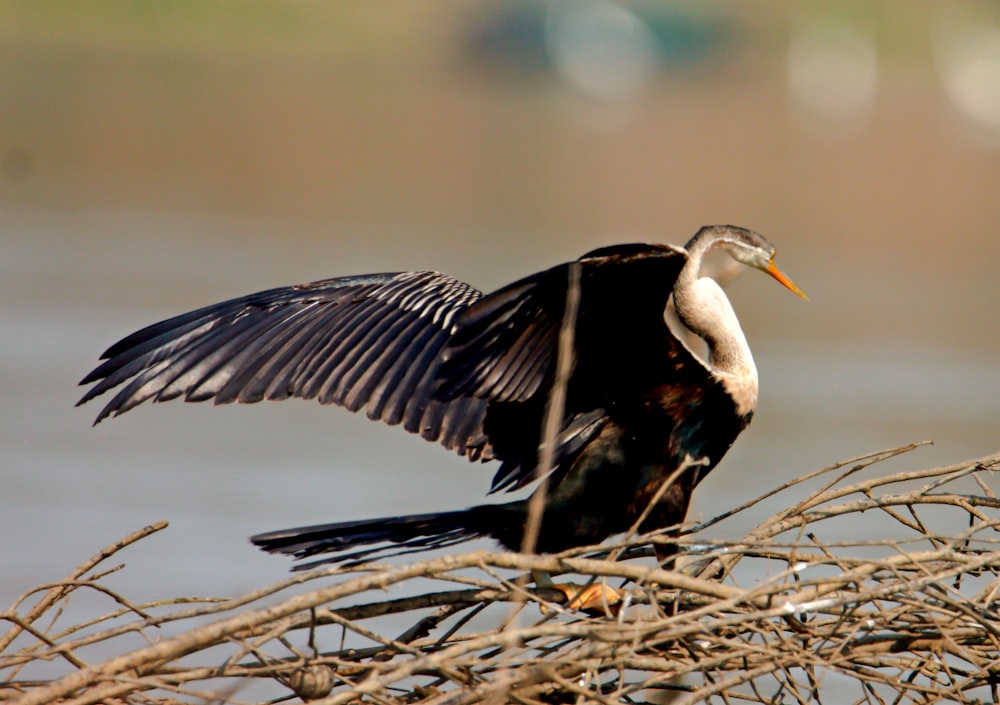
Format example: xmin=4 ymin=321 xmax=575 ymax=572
xmin=79 ymin=225 xmax=807 ymax=608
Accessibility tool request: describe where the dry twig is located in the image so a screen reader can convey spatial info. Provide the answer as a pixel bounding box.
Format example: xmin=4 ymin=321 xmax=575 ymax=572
xmin=2 ymin=446 xmax=998 ymax=704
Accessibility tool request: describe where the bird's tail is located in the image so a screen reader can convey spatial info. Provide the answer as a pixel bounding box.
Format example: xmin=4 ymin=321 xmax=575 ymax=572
xmin=250 ymin=505 xmax=513 ymax=570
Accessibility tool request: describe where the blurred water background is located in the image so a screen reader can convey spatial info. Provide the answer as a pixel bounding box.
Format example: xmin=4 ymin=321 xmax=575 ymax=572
xmin=1 ymin=1 xmax=998 ymax=687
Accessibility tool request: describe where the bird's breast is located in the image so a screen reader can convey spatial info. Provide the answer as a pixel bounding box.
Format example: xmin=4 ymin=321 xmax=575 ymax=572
xmin=711 ymin=366 xmax=759 ymax=418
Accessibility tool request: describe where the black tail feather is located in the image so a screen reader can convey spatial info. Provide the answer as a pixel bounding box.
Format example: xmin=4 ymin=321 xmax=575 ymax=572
xmin=250 ymin=506 xmax=510 ymax=570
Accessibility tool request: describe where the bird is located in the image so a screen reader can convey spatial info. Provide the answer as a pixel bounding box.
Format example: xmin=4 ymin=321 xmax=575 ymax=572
xmin=78 ymin=224 xmax=806 ymax=607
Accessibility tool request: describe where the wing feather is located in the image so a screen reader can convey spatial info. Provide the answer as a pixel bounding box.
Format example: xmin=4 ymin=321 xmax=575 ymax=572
xmin=78 ymin=272 xmax=491 ymax=458
xmin=436 ymin=242 xmax=697 ymax=492
xmin=218 ymin=304 xmax=334 ymax=403
xmin=81 ymin=243 xmax=713 ymax=494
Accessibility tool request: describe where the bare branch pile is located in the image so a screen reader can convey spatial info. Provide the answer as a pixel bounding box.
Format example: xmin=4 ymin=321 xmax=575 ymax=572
xmin=3 ymin=443 xmax=999 ymax=705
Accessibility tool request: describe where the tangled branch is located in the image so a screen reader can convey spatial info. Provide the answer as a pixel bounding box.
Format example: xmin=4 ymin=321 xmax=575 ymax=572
xmin=2 ymin=443 xmax=998 ymax=704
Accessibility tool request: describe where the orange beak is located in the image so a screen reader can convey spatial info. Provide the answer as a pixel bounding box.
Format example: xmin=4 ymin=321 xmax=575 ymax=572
xmin=764 ymin=259 xmax=809 ymax=301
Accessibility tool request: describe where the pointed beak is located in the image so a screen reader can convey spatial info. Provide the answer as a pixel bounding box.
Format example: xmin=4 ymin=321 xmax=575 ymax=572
xmin=764 ymin=259 xmax=809 ymax=301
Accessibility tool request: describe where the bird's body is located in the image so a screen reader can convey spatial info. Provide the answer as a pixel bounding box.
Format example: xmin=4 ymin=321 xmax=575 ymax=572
xmin=79 ymin=225 xmax=806 ymax=569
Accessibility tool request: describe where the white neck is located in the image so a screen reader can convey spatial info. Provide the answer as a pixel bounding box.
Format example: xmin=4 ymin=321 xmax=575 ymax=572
xmin=673 ymin=258 xmax=759 ymax=416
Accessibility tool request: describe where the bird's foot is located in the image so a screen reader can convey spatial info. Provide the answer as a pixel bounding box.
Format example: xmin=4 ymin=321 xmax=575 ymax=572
xmin=549 ymin=582 xmax=623 ymax=614
xmin=532 ymin=570 xmax=622 ymax=614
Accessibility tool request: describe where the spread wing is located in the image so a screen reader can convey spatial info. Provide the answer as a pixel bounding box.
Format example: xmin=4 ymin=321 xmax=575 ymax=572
xmin=79 ymin=243 xmax=712 ymax=494
xmin=78 ymin=271 xmax=492 ymax=459
xmin=438 ymin=242 xmax=706 ymax=492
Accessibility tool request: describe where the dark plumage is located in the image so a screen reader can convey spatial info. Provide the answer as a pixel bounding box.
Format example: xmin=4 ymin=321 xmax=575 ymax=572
xmin=79 ymin=226 xmax=806 ymax=569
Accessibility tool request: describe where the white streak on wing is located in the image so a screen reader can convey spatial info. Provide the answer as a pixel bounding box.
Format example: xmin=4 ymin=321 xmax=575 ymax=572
xmin=372 ymin=271 xmax=425 ymax=306
xmin=370 ymin=272 xmax=480 ymax=332
xmin=397 ymin=281 xmax=433 ymax=311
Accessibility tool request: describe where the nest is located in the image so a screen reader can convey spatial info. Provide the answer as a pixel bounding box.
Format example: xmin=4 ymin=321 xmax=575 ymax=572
xmin=2 ymin=443 xmax=999 ymax=705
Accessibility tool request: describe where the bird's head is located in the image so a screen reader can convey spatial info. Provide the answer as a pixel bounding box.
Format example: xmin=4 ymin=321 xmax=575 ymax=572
xmin=691 ymin=225 xmax=809 ymax=301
